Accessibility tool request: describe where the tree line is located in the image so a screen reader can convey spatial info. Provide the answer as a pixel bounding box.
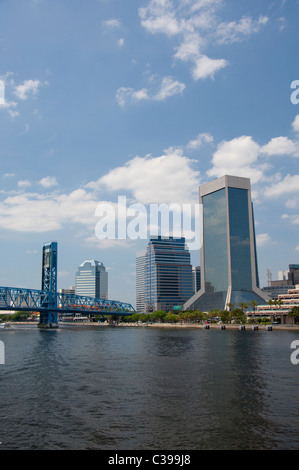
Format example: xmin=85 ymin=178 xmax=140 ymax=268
xmin=1 ymin=302 xmax=298 ymax=324
xmin=117 ymin=300 xmax=299 ymax=325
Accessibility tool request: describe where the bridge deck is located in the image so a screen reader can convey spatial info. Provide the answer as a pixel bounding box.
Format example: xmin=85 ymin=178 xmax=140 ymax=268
xmin=0 ymin=286 xmax=135 ymax=316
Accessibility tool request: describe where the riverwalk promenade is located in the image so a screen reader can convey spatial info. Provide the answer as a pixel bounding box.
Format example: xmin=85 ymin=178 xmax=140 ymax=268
xmin=3 ymin=321 xmax=299 ymax=331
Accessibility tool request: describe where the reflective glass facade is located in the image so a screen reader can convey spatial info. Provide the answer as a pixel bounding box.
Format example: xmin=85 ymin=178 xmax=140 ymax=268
xmin=203 ymin=188 xmax=228 ymax=293
xmin=184 ymin=175 xmax=268 ymax=311
xmin=142 ymin=237 xmax=193 ymax=312
xmin=228 ymin=187 xmax=252 ymax=291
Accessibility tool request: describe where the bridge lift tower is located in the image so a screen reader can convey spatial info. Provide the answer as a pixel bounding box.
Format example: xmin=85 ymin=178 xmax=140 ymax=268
xmin=39 ymin=242 xmax=58 ymax=328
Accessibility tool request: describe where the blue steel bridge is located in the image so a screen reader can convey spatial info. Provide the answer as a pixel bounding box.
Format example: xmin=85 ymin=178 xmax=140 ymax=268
xmin=0 ymin=242 xmax=135 ymax=328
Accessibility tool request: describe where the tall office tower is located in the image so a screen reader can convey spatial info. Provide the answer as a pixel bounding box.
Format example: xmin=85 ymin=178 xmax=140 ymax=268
xmin=141 ymin=236 xmax=193 ymax=312
xmin=136 ymin=251 xmax=146 ymax=313
xmin=184 ymin=175 xmax=269 ymax=311
xmin=75 ymin=260 xmax=108 ymax=299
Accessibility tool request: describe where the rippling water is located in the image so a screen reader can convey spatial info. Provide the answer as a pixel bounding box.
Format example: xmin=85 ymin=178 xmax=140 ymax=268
xmin=0 ymin=324 xmax=299 ymax=450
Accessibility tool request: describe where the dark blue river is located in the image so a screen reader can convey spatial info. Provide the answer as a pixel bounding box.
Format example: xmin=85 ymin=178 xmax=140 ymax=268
xmin=0 ymin=325 xmax=299 ymax=450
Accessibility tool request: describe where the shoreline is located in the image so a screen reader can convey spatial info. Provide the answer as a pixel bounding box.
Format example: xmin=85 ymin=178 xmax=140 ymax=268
xmin=3 ymin=321 xmax=299 ymax=331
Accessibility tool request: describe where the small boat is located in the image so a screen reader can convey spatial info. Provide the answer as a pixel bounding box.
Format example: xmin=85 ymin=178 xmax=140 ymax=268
xmin=0 ymin=322 xmax=10 ymax=329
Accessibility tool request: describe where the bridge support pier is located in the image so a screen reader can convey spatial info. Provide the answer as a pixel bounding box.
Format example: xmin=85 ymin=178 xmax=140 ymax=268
xmin=39 ymin=242 xmax=59 ymax=329
xmin=38 ymin=310 xmax=59 ymax=329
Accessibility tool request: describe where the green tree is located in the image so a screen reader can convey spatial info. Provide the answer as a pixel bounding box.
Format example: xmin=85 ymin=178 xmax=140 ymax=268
xmin=239 ymin=302 xmax=248 ymax=313
xmin=10 ymin=311 xmax=31 ymax=322
xmin=231 ymin=307 xmax=246 ymax=324
xmin=178 ymin=311 xmax=189 ymax=324
xmin=128 ymin=313 xmax=142 ymax=323
xmin=166 ymin=312 xmax=178 ymax=323
xmin=219 ymin=310 xmax=231 ymax=324
xmin=208 ymin=308 xmax=221 ymax=322
xmin=152 ymin=310 xmax=167 ymax=323
xmin=287 ymin=306 xmax=299 ymax=324
xmin=249 ymin=299 xmax=258 ymax=313
xmin=193 ymin=310 xmax=206 ymax=323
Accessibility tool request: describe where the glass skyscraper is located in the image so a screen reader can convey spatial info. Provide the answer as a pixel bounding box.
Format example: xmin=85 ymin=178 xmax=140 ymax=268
xmin=136 ymin=237 xmax=193 ymax=312
xmin=75 ymin=260 xmax=108 ymax=300
xmin=184 ymin=175 xmax=269 ymax=311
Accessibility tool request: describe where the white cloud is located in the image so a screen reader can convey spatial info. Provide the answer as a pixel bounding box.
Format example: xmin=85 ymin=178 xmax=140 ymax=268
xmin=256 ymin=233 xmax=271 ymax=247
xmin=292 ymin=114 xmax=299 ymax=133
xmin=189 ymin=0 xmax=224 ymax=12
xmin=0 ymin=143 xmax=202 ymax=235
xmin=261 ymin=136 xmax=299 ymax=157
xmin=89 ymin=147 xmax=200 ymax=204
xmin=84 ymin=235 xmax=133 ymax=249
xmin=17 ymin=180 xmax=32 ymax=188
xmin=281 ymin=213 xmax=299 ymax=225
xmin=0 ymin=189 xmax=99 ymax=233
xmin=216 ymin=16 xmax=268 ymax=45
xmin=154 ymin=76 xmax=185 ymax=100
xmin=278 ymin=17 xmax=286 ymax=31
xmin=207 ymin=135 xmax=264 ymax=183
xmin=187 ymin=132 xmax=213 ymax=149
xmin=0 ymin=75 xmax=48 ymax=117
xmin=104 ymin=19 xmax=121 ymax=28
xmin=285 ymin=197 xmax=299 ymax=209
xmin=192 ymin=54 xmax=228 ymax=80
xmin=174 ymin=33 xmax=203 ymax=62
xmin=13 ymin=79 xmax=44 ymax=100
xmin=139 ymin=0 xmax=181 ymax=37
xmin=0 ymin=99 xmax=19 ymax=118
xmin=38 ymin=176 xmax=58 ymax=188
xmin=115 ymin=87 xmax=149 ymax=106
xmin=139 ymin=0 xmax=268 ymax=81
xmin=115 ymin=76 xmax=185 ymax=106
xmin=264 ymin=174 xmax=299 ymax=197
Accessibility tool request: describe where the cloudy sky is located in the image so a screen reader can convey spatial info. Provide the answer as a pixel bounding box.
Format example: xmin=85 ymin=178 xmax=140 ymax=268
xmin=0 ymin=0 xmax=299 ymax=307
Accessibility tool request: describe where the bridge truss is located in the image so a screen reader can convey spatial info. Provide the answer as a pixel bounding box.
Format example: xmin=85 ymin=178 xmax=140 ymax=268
xmin=0 ymin=286 xmax=135 ymax=316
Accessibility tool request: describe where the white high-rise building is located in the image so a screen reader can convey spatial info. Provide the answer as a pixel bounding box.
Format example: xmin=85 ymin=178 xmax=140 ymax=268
xmin=136 ymin=251 xmax=146 ymax=313
xmin=75 ymin=260 xmax=108 ymax=299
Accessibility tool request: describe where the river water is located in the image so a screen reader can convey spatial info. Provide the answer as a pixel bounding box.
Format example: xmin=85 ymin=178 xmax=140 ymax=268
xmin=0 ymin=324 xmax=298 ymax=450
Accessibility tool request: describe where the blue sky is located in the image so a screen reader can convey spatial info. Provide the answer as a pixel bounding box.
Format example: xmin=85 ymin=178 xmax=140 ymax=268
xmin=0 ymin=0 xmax=299 ymax=307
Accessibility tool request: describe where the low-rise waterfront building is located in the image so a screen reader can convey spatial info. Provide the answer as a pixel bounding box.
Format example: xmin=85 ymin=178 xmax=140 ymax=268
xmin=262 ymin=284 xmax=295 ymax=300
xmin=254 ymin=285 xmax=299 ymax=324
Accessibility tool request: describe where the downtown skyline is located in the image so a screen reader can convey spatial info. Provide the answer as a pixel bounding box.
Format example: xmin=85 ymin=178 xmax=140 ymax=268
xmin=0 ymin=0 xmax=299 ymax=307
